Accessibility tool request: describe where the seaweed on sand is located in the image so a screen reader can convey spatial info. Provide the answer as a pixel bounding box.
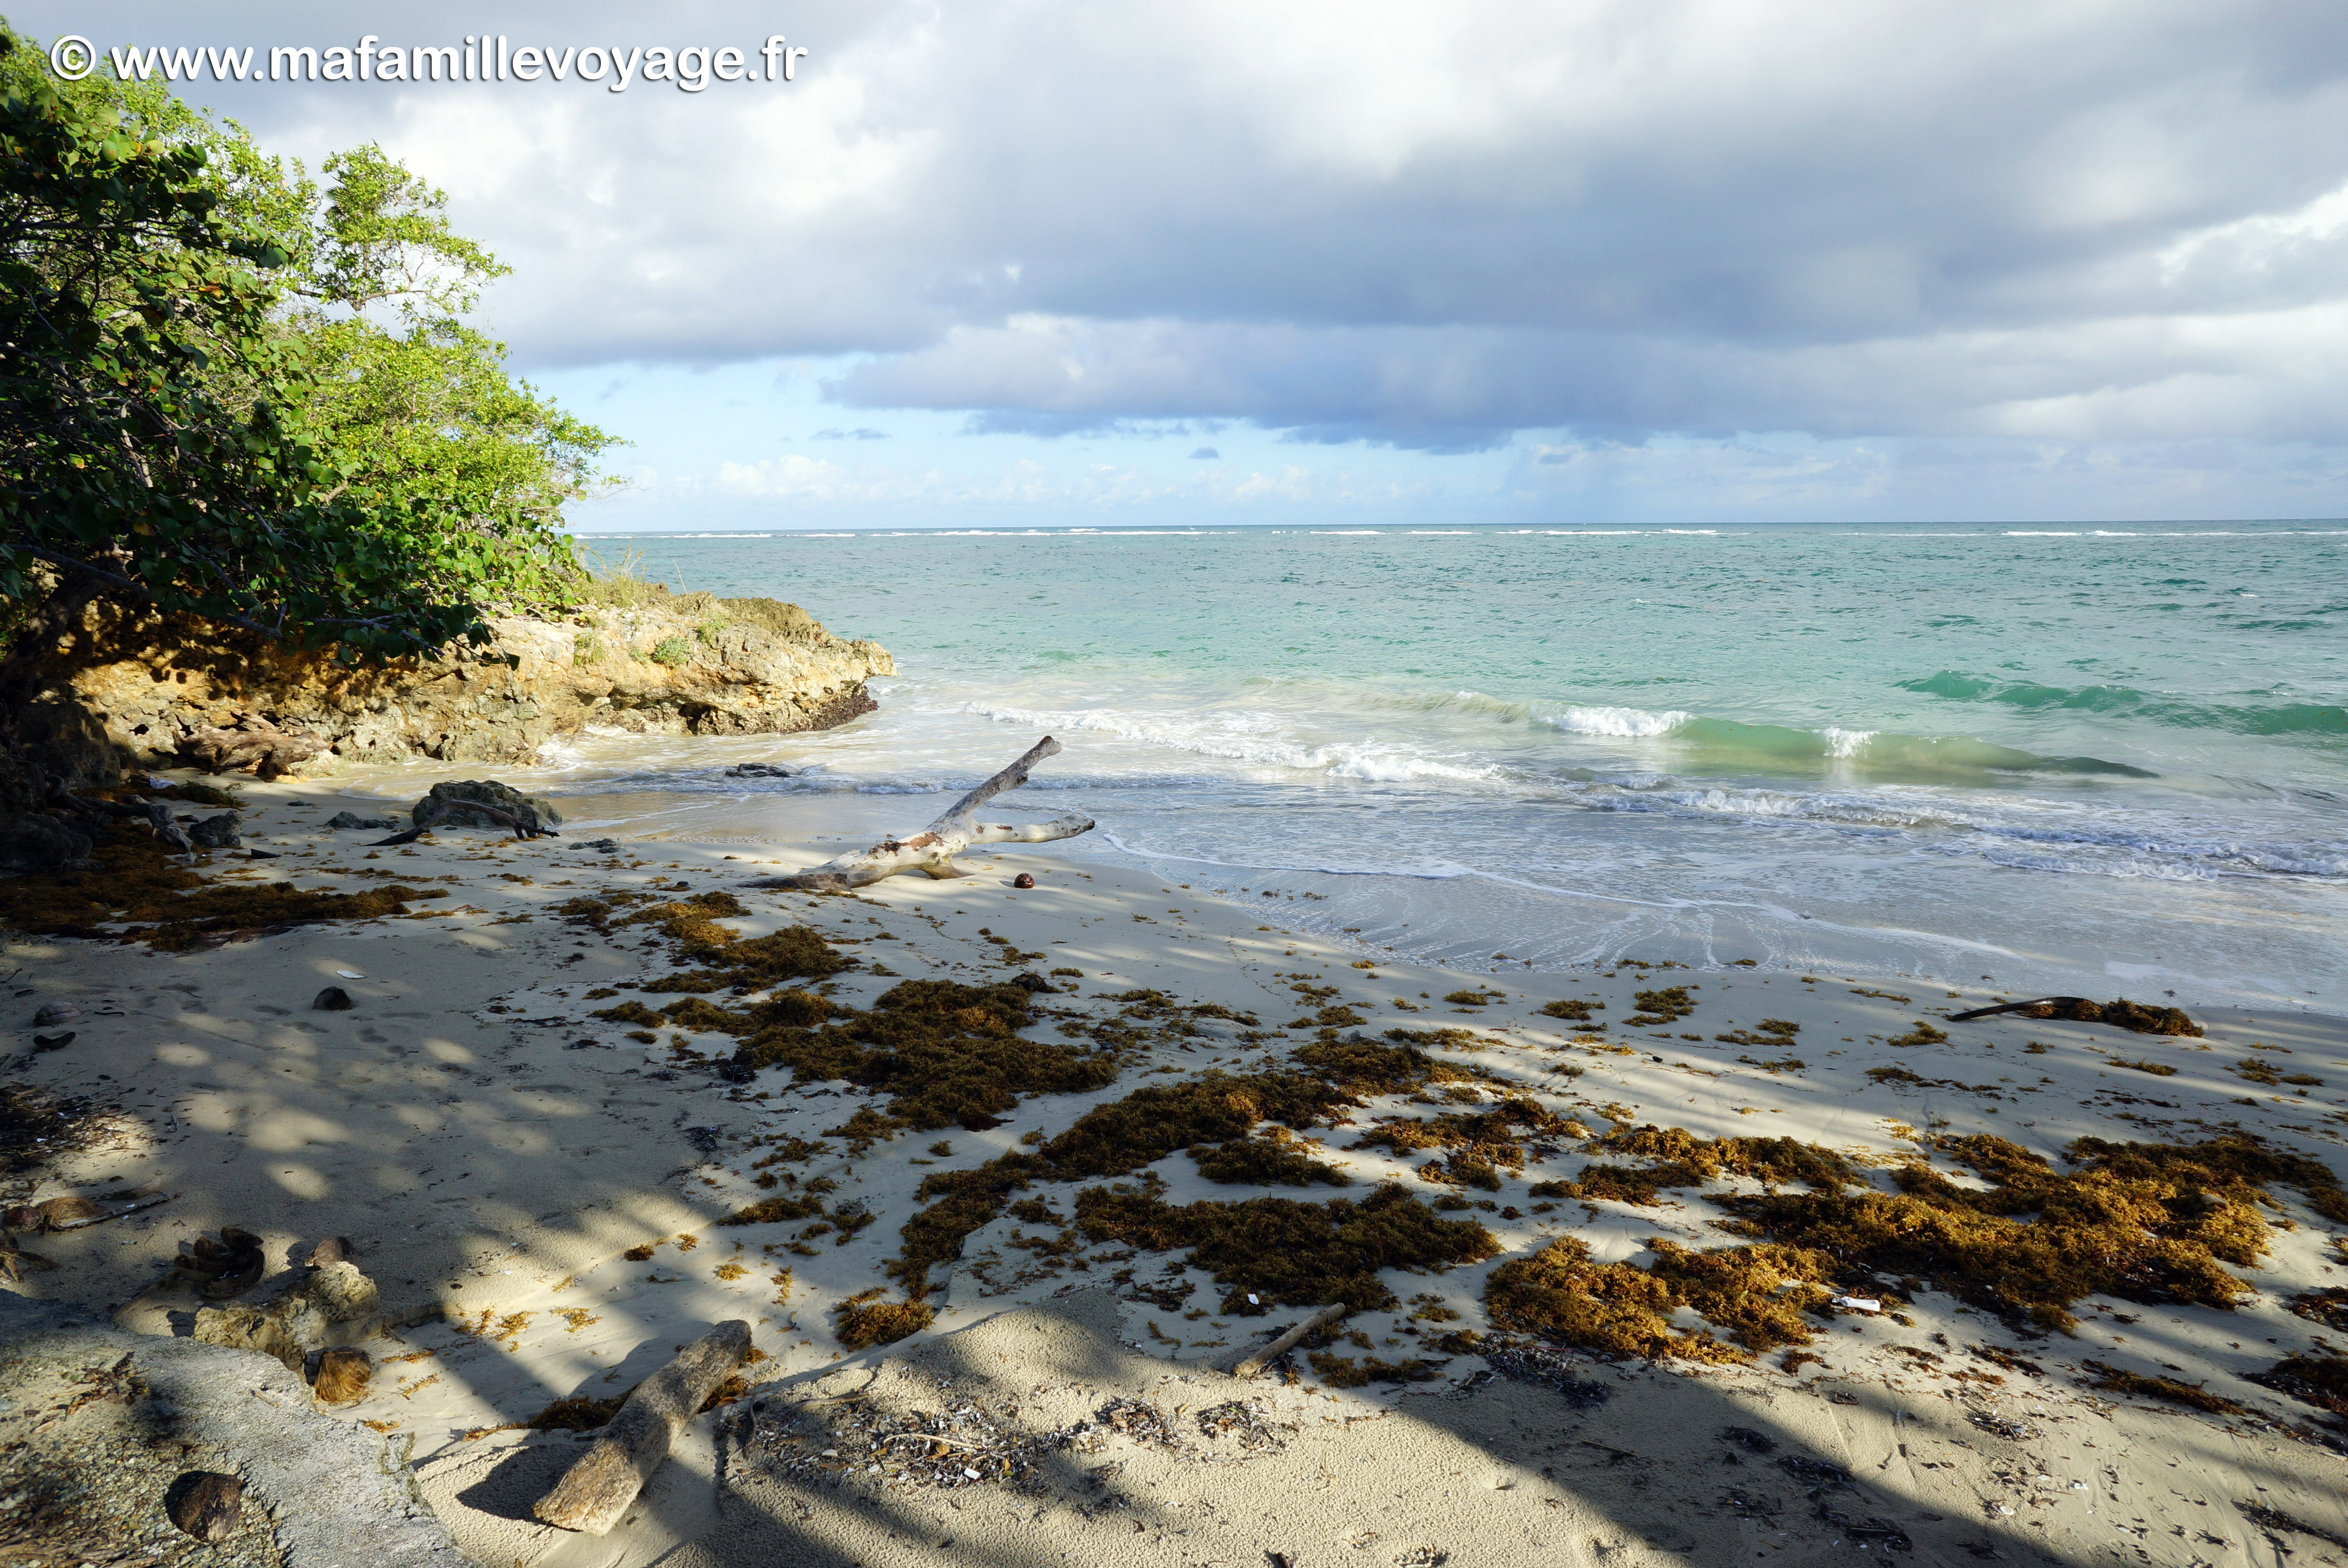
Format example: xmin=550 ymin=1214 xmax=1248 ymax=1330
xmin=1720 ymin=1132 xmax=2348 ymax=1330
xmin=2083 ymin=1361 xmax=2248 ymax=1415
xmin=1190 ymin=1136 xmax=1351 ymax=1187
xmin=1073 ymin=1182 xmax=1499 ymax=1314
xmin=0 ymin=836 xmax=447 ymax=951
xmin=733 ymin=980 xmax=1118 ymax=1137
xmin=2248 ymin=1354 xmax=2348 ymax=1419
xmin=1559 ymin=1126 xmax=1859 ymax=1206
xmin=1485 ymin=1234 xmax=1836 ymax=1362
xmin=835 ymin=1290 xmax=936 ymax=1350
xmin=1349 ymin=1096 xmax=1578 ymax=1189
xmin=889 ymin=1037 xmax=1468 ymax=1292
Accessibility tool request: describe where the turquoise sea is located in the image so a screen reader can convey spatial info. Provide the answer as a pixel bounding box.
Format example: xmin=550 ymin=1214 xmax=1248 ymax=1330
xmin=508 ymin=523 xmax=2347 ymax=1012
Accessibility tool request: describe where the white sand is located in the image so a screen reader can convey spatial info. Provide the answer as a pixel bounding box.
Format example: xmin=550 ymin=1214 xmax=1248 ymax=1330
xmin=7 ymin=772 xmax=2348 ymax=1566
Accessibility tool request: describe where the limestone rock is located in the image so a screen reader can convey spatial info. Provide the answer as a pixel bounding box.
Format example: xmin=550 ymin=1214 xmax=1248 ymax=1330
xmin=0 ymin=812 xmax=90 ymax=873
xmin=412 ymin=777 xmax=560 ymax=833
xmin=193 ymin=1260 xmax=382 ymax=1372
xmin=21 ymin=587 xmax=893 ymax=776
xmin=0 ymin=1291 xmax=467 ymax=1566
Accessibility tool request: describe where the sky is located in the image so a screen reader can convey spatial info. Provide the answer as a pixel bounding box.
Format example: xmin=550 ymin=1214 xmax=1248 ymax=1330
xmin=15 ymin=1 xmax=2348 ymax=528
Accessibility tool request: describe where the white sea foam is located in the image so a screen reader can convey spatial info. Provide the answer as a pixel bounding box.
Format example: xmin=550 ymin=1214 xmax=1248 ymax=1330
xmin=1534 ymin=704 xmax=1692 ymax=737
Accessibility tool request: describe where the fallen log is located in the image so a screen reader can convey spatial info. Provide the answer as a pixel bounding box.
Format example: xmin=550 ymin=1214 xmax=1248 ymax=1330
xmin=534 ymin=1319 xmax=751 ymax=1535
xmin=1214 ymin=1303 xmax=1348 ymax=1379
xmin=177 ymin=715 xmax=330 ymax=780
xmin=746 ymin=736 xmax=1093 ymax=891
xmin=45 ymin=777 xmax=197 ymax=855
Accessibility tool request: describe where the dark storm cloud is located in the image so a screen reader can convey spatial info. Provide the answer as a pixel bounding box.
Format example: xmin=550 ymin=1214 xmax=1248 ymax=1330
xmin=18 ymin=0 xmax=2348 ymax=448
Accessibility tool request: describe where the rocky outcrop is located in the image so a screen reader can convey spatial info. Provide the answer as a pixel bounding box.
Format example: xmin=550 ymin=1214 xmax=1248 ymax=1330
xmin=8 ymin=586 xmax=894 ymax=779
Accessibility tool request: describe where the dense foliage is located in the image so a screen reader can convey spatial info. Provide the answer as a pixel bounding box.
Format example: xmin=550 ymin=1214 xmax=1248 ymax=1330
xmin=0 ymin=27 xmax=614 ymax=657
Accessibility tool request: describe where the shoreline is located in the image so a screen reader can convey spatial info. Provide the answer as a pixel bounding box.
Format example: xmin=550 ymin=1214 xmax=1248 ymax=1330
xmin=6 ymin=768 xmax=2347 ymax=1564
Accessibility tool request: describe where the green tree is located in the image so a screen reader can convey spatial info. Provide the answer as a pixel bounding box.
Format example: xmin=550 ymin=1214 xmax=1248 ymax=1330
xmin=0 ymin=25 xmax=616 ymax=659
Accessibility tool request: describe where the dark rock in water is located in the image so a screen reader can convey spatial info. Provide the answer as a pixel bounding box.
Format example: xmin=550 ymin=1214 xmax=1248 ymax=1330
xmin=413 ymin=778 xmax=562 ymax=834
xmin=32 ymin=1002 xmax=78 ymax=1027
xmin=0 ymin=814 xmax=91 ymax=873
xmin=33 ymin=1031 xmax=74 ymax=1052
xmin=1011 ymin=972 xmax=1057 ymax=993
xmin=311 ymin=1346 xmax=373 ymax=1405
xmin=186 ymin=813 xmax=241 ymax=849
xmin=713 ymin=1062 xmax=754 ymax=1085
xmin=312 ymin=986 xmax=355 ymax=1012
xmin=725 ymin=762 xmax=797 ymax=778
xmin=325 ymin=810 xmax=398 ymax=830
xmin=166 ymin=1471 xmax=243 ymax=1543
xmin=306 ymin=1236 xmax=354 ymax=1266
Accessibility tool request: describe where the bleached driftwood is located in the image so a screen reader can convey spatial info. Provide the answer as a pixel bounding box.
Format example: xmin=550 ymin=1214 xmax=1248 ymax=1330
xmin=534 ymin=1319 xmax=751 ymax=1535
xmin=1215 ymin=1303 xmax=1348 ymax=1379
xmin=747 ymin=736 xmax=1093 ymax=891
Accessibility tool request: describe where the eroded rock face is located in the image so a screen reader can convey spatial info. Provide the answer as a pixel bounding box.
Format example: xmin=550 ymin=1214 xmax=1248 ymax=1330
xmin=18 ymin=588 xmax=894 ymax=777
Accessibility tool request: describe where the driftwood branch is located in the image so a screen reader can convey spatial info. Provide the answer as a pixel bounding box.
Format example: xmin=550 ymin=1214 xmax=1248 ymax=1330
xmin=178 ymin=714 xmax=331 ymax=780
xmin=534 ymin=1319 xmax=751 ymax=1535
xmin=1946 ymin=996 xmax=2092 ymax=1023
xmin=45 ymin=777 xmax=194 ymax=854
xmin=746 ymin=736 xmax=1094 ymax=891
xmin=368 ymin=795 xmax=556 ymax=847
xmin=1215 ymin=1303 xmax=1348 ymax=1379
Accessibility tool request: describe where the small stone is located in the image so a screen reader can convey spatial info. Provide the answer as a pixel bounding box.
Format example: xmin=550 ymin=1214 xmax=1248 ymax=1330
xmin=167 ymin=1471 xmax=244 ymax=1543
xmin=187 ymin=813 xmax=242 ymax=849
xmin=306 ymin=1235 xmax=354 ymax=1267
xmin=1011 ymin=972 xmax=1056 ymax=993
xmin=305 ymin=1258 xmax=382 ymax=1324
xmin=312 ymin=986 xmax=355 ymax=1011
xmin=326 ymin=811 xmax=398 ymax=831
xmin=1013 ymin=873 xmax=1036 ymax=889
xmin=31 ymin=1002 xmax=78 ymax=1027
xmin=31 ymin=1031 xmax=74 ymax=1052
xmin=584 ymin=838 xmax=621 ymax=853
xmin=312 ymin=1346 xmax=373 ymax=1405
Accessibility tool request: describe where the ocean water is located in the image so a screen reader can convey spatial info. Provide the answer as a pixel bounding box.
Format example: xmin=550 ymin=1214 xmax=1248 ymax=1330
xmin=416 ymin=524 xmax=2348 ymax=1010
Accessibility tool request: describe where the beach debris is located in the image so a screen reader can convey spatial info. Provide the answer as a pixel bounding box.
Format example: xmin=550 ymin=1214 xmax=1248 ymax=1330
xmin=1013 ymin=872 xmax=1036 ymax=888
xmin=325 ymin=811 xmax=398 ymax=830
xmin=727 ymin=762 xmax=797 ymax=778
xmin=185 ymin=813 xmax=242 ymax=850
xmin=312 ymin=985 xmax=354 ymax=1011
xmin=42 ymin=777 xmax=198 ymax=855
xmin=0 ymin=1235 xmax=55 ymax=1280
xmin=165 ymin=1226 xmax=266 ymax=1298
xmin=311 ymin=1346 xmax=373 ymax=1405
xmin=534 ymin=1318 xmax=752 ymax=1535
xmin=1832 ymin=1295 xmax=1882 ymax=1313
xmin=1476 ymin=1341 xmax=1615 ymax=1406
xmin=744 ymin=1388 xmax=1095 ymax=1493
xmin=334 ymin=969 xmax=365 ymax=979
xmin=179 ymin=714 xmax=330 ymax=778
xmin=165 ymin=1471 xmax=245 ymax=1543
xmin=374 ymin=779 xmax=562 ymax=845
xmin=1219 ymin=1302 xmax=1349 ymax=1378
xmin=3 ymin=1195 xmax=104 ymax=1231
xmin=245 ymin=847 xmax=279 ymax=859
xmin=32 ymin=1030 xmax=73 ymax=1051
xmin=31 ymin=1001 xmax=78 ymax=1027
xmin=1194 ymin=1399 xmax=1289 ymax=1452
xmin=744 ymin=736 xmax=1093 ymax=890
xmin=193 ymin=1258 xmax=381 ymax=1370
xmin=1947 ymin=996 xmax=2201 ymax=1036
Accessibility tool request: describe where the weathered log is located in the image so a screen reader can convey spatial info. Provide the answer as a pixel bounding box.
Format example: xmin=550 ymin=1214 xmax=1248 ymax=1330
xmin=178 ymin=715 xmax=331 ymax=779
xmin=146 ymin=799 xmax=195 ymax=855
xmin=534 ymin=1319 xmax=751 ymax=1535
xmin=1945 ymin=996 xmax=2093 ymax=1023
xmin=1216 ymin=1303 xmax=1348 ymax=1379
xmin=746 ymin=737 xmax=1094 ymax=891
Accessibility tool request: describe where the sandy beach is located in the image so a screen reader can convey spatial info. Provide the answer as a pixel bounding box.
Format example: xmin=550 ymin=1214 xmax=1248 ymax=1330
xmin=6 ymin=771 xmax=2347 ymax=1567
